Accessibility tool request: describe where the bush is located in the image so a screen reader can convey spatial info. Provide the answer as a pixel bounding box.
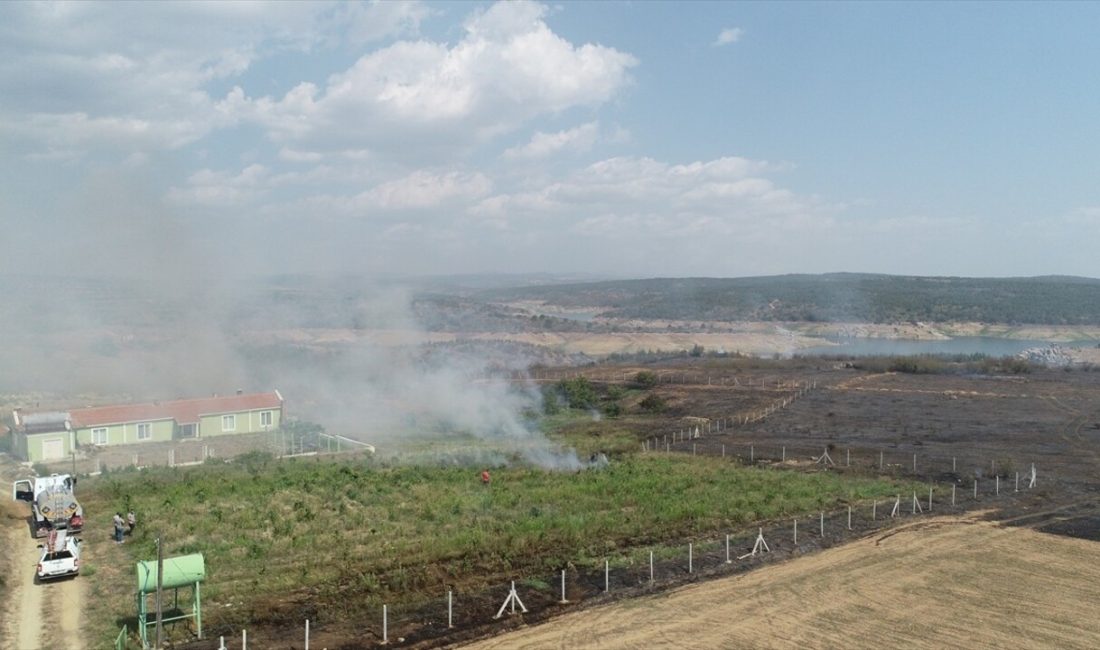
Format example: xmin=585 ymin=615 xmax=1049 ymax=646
xmin=541 ymin=386 xmax=561 ymax=415
xmin=557 ymin=377 xmax=598 ymax=409
xmin=603 ymin=402 xmax=623 ymax=417
xmin=639 ymin=394 xmax=666 ymax=413
xmin=634 ymin=371 xmax=658 ymax=388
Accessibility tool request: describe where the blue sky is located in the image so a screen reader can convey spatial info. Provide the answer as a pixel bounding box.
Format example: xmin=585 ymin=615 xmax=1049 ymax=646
xmin=1 ymin=1 xmax=1098 ymax=280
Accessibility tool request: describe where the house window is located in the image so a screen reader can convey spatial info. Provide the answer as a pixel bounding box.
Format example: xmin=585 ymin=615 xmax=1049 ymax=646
xmin=91 ymin=428 xmax=108 ymax=445
xmin=222 ymin=414 xmax=236 ymax=432
xmin=137 ymin=423 xmax=151 ymax=440
xmin=260 ymin=411 xmax=273 ymax=427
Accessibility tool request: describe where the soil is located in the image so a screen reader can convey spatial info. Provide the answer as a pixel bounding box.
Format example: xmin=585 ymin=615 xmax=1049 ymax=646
xmin=0 ymin=500 xmax=86 ymax=650
xmin=459 ymin=512 xmax=1100 ymax=649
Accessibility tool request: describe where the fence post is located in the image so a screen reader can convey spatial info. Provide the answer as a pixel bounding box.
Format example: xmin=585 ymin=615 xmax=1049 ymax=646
xmin=750 ymin=444 xmax=754 ymax=462
xmin=952 ymin=483 xmax=956 ymax=506
xmin=242 ymin=629 xmax=247 ymax=650
xmin=725 ymin=534 xmax=731 ymax=563
xmin=305 ymin=619 xmax=309 ymax=650
xmin=820 ymin=512 xmax=824 ymax=537
xmin=879 ymin=450 xmax=884 ymax=470
xmin=996 ymin=475 xmax=999 ymax=495
xmin=382 ymin=605 xmax=388 ymax=645
xmin=913 ymin=453 xmax=917 ymax=474
xmin=847 ymin=506 xmax=852 ymax=530
xmin=928 ymin=486 xmax=933 ymax=511
xmin=1015 ymin=472 xmax=1019 ymax=492
xmin=560 ymin=570 xmax=567 ymax=604
xmin=872 ymin=501 xmax=877 ymax=521
xmin=688 ymin=543 xmax=693 ymax=573
xmin=604 ymin=559 xmax=609 ymax=592
xmin=974 ymin=480 xmax=978 ymax=498
xmin=649 ymin=551 xmax=654 ymax=582
xmin=793 ymin=518 xmax=798 ymax=545
xmin=846 ymin=448 xmax=850 ymax=467
xmin=448 ymin=590 xmax=454 ymax=627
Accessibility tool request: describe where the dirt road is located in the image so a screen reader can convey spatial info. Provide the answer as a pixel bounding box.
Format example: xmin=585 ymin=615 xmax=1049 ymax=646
xmin=1 ymin=510 xmax=86 ymax=650
xmin=463 ymin=514 xmax=1100 ymax=649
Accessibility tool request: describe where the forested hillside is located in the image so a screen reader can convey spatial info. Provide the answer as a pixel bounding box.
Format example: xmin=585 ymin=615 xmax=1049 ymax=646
xmin=482 ymin=274 xmax=1100 ymax=325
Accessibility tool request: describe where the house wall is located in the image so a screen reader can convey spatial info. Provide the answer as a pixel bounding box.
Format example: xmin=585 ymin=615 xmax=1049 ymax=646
xmin=198 ymin=408 xmax=281 ymax=437
xmin=23 ymin=430 xmax=73 ymax=462
xmin=12 ymin=429 xmax=28 ymax=460
xmin=75 ymin=418 xmax=175 ymax=447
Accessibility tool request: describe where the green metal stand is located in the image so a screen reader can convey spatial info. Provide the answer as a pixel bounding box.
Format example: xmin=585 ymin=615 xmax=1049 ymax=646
xmin=136 ymin=553 xmax=205 ymax=648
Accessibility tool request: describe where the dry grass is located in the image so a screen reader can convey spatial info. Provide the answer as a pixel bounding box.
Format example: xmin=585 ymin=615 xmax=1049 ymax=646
xmin=466 ymin=513 xmax=1100 ymax=649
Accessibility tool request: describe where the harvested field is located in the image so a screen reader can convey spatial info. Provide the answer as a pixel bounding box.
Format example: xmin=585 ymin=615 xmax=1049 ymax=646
xmin=463 ymin=512 xmax=1100 ymax=649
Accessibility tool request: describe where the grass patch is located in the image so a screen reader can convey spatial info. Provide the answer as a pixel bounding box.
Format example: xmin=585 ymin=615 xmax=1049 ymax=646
xmin=80 ymin=450 xmax=917 ymax=645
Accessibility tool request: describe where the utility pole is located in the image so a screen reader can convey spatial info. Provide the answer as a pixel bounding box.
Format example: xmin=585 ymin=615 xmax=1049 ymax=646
xmin=156 ymin=532 xmax=164 ymax=647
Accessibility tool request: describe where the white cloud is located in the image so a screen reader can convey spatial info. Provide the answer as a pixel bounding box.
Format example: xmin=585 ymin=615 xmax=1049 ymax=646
xmin=167 ymin=164 xmax=271 ymax=207
xmin=364 ymin=170 xmax=492 ymax=210
xmin=238 ymin=1 xmax=636 ymax=155
xmin=279 ymin=169 xmax=494 ymax=218
xmin=0 ymin=2 xmax=397 ymax=158
xmin=713 ymin=27 xmax=743 ymax=47
xmin=503 ymin=122 xmax=600 ymax=160
xmin=278 ymin=148 xmax=325 ymax=163
xmin=341 ymin=1 xmax=431 ymax=45
xmin=469 ymin=155 xmax=814 ymax=234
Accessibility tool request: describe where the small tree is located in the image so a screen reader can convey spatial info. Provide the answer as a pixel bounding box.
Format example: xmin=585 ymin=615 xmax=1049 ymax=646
xmin=634 ymin=371 xmax=658 ymax=388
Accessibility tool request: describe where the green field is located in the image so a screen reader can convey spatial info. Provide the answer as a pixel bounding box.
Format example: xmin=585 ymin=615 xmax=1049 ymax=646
xmin=80 ymin=444 xmax=920 ymax=645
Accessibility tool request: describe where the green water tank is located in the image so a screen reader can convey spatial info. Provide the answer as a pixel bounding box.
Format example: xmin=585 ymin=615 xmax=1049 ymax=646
xmin=136 ymin=553 xmax=205 ymax=593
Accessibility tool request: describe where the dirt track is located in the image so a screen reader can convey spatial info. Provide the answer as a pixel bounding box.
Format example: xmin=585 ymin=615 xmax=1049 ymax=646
xmin=1 ymin=507 xmax=86 ymax=650
xmin=463 ymin=514 xmax=1100 ymax=649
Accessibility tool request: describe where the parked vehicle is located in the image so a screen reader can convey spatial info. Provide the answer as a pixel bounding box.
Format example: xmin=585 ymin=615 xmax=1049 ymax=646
xmin=36 ymin=528 xmax=81 ymax=581
xmin=12 ymin=474 xmax=84 ymax=538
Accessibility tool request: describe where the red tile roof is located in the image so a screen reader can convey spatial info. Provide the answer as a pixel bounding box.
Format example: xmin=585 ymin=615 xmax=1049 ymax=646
xmin=69 ymin=391 xmax=282 ymax=428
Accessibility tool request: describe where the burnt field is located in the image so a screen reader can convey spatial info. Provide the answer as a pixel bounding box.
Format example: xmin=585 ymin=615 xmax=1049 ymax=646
xmin=566 ymin=358 xmax=1100 ymax=540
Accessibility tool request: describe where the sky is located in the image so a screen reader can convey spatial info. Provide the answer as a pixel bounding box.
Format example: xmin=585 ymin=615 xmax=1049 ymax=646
xmin=2 ymin=0 xmax=1099 ymax=280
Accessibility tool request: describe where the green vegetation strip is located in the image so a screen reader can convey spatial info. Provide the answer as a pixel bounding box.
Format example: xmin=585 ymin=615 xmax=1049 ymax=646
xmin=82 ymin=453 xmax=917 ymax=639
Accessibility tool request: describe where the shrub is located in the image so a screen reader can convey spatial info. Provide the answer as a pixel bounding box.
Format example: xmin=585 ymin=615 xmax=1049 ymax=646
xmin=557 ymin=376 xmax=597 ymax=409
xmin=634 ymin=371 xmax=658 ymax=388
xmin=639 ymin=394 xmax=666 ymax=413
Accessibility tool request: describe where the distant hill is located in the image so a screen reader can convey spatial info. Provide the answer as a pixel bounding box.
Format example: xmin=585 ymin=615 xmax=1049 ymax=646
xmin=480 ymin=274 xmax=1100 ymax=325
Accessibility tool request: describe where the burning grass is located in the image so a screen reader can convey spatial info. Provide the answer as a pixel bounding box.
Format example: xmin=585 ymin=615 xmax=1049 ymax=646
xmin=78 ymin=448 xmax=921 ymax=645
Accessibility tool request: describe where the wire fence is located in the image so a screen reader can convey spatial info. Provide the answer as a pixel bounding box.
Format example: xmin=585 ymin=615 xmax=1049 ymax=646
xmin=165 ymin=444 xmax=1041 ymax=649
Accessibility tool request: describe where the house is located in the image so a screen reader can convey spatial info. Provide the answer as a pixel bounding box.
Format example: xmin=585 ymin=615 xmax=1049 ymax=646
xmin=10 ymin=391 xmax=284 ymax=463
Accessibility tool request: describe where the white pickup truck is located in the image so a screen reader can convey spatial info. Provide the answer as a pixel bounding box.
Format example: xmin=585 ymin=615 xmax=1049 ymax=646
xmin=36 ymin=529 xmax=81 ymax=581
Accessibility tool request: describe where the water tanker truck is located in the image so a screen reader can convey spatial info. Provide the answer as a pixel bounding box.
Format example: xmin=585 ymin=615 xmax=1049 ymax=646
xmin=12 ymin=474 xmax=84 ymax=538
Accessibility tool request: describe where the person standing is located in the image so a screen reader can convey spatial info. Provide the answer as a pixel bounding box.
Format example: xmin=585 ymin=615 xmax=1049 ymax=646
xmin=127 ymin=510 xmax=137 ymax=535
xmin=113 ymin=512 xmax=125 ymax=543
